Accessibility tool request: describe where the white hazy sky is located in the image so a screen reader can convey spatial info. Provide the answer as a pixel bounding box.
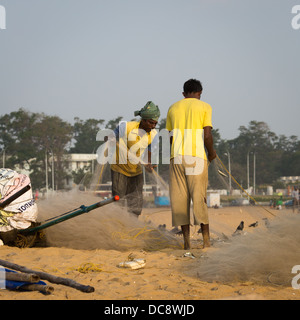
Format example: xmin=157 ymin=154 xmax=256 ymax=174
xmin=0 ymin=0 xmax=299 ymax=140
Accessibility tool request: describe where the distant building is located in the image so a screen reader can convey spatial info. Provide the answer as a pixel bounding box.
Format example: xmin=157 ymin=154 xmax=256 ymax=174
xmin=66 ymin=153 xmax=97 ymax=172
xmin=280 ymin=176 xmax=300 ymax=184
xmin=65 ymin=153 xmax=97 ymax=188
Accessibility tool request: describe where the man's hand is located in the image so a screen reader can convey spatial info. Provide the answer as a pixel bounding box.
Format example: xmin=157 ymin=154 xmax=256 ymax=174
xmin=204 ymin=127 xmax=216 ymax=163
xmin=208 ymin=149 xmax=217 ymax=162
xmin=144 ymin=164 xmax=157 ymax=173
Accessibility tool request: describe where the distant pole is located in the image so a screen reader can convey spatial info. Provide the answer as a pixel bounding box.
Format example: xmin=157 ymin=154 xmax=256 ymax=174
xmin=225 ymin=152 xmax=231 ymax=194
xmin=253 ymin=152 xmax=256 ymax=195
xmin=45 ymin=151 xmax=48 ymax=197
xmin=228 ymin=151 xmax=231 ymax=193
xmin=143 ymin=166 xmax=146 ymax=185
xmin=247 ymin=151 xmax=250 ymax=200
xmin=92 ymin=147 xmax=97 ymax=174
xmin=51 ymin=150 xmax=55 ymax=191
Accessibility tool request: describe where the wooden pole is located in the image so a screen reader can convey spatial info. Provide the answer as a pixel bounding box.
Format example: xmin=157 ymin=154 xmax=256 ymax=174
xmin=0 ymin=259 xmax=94 ymax=293
xmin=21 ymin=283 xmax=54 ymax=295
xmin=5 ymin=271 xmax=40 ymax=283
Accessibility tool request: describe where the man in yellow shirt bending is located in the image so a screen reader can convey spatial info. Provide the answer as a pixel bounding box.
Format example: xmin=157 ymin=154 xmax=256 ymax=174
xmin=166 ymin=79 xmax=216 ymax=249
xmin=110 ymin=102 xmax=160 ymax=217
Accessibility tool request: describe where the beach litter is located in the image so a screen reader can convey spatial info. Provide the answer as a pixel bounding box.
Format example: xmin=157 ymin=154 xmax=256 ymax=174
xmin=118 ymin=258 xmax=146 ymax=270
xmin=183 ymin=252 xmax=195 ymax=259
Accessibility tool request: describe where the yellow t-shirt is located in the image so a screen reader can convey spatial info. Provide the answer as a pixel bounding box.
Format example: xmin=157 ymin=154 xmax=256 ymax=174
xmin=111 ymin=121 xmax=158 ymax=177
xmin=166 ymin=98 xmax=213 ymax=160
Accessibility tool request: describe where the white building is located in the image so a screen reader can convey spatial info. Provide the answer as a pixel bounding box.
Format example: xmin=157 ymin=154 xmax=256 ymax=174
xmin=66 ymin=153 xmax=97 ymax=172
xmin=65 ymin=153 xmax=98 ymax=188
xmin=280 ymin=176 xmax=300 ymax=184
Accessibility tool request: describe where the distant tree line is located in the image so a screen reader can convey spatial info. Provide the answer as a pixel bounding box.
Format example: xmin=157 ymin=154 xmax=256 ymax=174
xmin=0 ymin=108 xmax=299 ymax=192
xmin=214 ymin=121 xmax=300 ymax=191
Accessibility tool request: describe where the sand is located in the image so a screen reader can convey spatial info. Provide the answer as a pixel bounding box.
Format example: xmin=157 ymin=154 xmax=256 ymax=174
xmin=1 ymin=193 xmax=300 ymax=301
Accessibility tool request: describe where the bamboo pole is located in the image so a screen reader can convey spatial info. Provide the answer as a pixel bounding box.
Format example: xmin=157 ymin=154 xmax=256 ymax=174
xmin=21 ymin=283 xmax=54 ymax=295
xmin=0 ymin=259 xmax=94 ymax=293
xmin=5 ymin=271 xmax=40 ymax=283
xmin=21 ymin=195 xmax=119 ymax=234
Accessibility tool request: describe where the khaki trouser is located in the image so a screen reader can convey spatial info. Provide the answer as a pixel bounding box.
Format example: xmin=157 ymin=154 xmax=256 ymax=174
xmin=111 ymin=170 xmax=143 ymax=216
xmin=169 ymin=156 xmax=208 ymax=226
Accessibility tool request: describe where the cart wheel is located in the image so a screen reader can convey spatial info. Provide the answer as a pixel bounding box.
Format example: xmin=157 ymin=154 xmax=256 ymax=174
xmin=14 ymin=232 xmax=37 ymax=248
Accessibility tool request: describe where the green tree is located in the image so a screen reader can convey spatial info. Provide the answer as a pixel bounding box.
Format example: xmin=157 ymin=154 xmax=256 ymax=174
xmin=33 ymin=115 xmax=73 ymax=189
xmin=0 ymin=109 xmax=73 ymax=190
xmin=71 ymin=117 xmax=105 ymax=153
xmin=0 ymin=108 xmax=42 ymax=168
xmin=217 ymin=120 xmax=300 ymax=188
xmin=105 ymin=116 xmax=123 ymax=130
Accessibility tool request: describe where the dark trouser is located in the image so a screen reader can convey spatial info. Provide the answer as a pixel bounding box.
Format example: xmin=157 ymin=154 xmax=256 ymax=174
xmin=111 ymin=170 xmax=143 ymax=216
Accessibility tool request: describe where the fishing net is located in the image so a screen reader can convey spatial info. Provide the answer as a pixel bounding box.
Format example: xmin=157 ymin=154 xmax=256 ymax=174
xmin=191 ymin=156 xmax=300 ymax=287
xmin=33 ymin=139 xmax=183 ymax=251
xmin=195 ymin=212 xmax=300 ymax=286
xmin=37 ymin=135 xmax=294 ymax=275
xmin=37 ymin=190 xmax=182 ymax=251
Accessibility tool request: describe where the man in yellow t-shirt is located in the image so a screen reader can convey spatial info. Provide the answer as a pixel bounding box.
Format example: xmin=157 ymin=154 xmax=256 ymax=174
xmin=110 ymin=101 xmax=160 ymax=217
xmin=166 ymin=79 xmax=216 ymax=249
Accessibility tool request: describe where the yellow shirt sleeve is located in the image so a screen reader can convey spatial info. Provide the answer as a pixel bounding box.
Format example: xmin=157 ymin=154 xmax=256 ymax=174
xmin=203 ymin=104 xmax=213 ymax=128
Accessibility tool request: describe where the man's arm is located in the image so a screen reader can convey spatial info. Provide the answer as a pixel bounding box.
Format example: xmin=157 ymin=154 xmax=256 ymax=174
xmin=143 ymin=150 xmax=157 ymax=172
xmin=144 ymin=133 xmax=158 ymax=172
xmin=204 ymin=126 xmax=216 ymax=162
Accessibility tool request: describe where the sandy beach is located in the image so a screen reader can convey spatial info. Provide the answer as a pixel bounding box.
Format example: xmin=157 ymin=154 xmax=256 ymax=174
xmin=1 ymin=192 xmax=300 ymax=301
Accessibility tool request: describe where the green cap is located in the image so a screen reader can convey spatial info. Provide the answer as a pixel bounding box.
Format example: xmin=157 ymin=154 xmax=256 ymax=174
xmin=134 ymin=101 xmax=160 ymax=121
